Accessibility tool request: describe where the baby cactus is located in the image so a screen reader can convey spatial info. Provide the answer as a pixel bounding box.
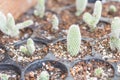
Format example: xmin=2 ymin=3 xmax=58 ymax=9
xmin=51 ymin=14 xmax=59 ymax=32
xmin=67 ymin=24 xmax=81 ymax=56
xmin=0 ymin=73 xmax=9 ymax=80
xmin=20 ymin=38 xmax=35 ymax=56
xmin=75 ymin=0 xmax=88 ymax=16
xmin=83 ymin=0 xmax=102 ymax=31
xmin=0 ymin=12 xmax=33 ymax=37
xmin=38 ymin=71 xmax=50 ymax=80
xmin=110 ymin=17 xmax=120 ymax=51
xmin=108 ymin=5 xmax=117 ymax=13
xmin=34 ymin=0 xmax=45 ymax=18
xmin=94 ymin=67 xmax=103 ymax=77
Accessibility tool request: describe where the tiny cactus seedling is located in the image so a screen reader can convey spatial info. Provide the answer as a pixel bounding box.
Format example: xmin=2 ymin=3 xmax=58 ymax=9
xmin=0 ymin=73 xmax=9 ymax=80
xmin=38 ymin=71 xmax=50 ymax=80
xmin=83 ymin=0 xmax=102 ymax=31
xmin=51 ymin=14 xmax=59 ymax=32
xmin=75 ymin=0 xmax=88 ymax=16
xmin=67 ymin=24 xmax=81 ymax=56
xmin=108 ymin=5 xmax=117 ymax=13
xmin=0 ymin=12 xmax=33 ymax=37
xmin=20 ymin=38 xmax=35 ymax=56
xmin=94 ymin=67 xmax=103 ymax=77
xmin=34 ymin=0 xmax=45 ymax=18
xmin=110 ymin=17 xmax=120 ymax=51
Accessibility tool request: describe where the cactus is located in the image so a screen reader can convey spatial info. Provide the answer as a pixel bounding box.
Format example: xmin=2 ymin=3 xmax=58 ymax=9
xmin=38 ymin=71 xmax=50 ymax=80
xmin=75 ymin=0 xmax=88 ymax=16
xmin=0 ymin=74 xmax=9 ymax=80
xmin=94 ymin=67 xmax=103 ymax=77
xmin=51 ymin=14 xmax=59 ymax=32
xmin=83 ymin=1 xmax=102 ymax=31
xmin=108 ymin=5 xmax=117 ymax=13
xmin=20 ymin=38 xmax=35 ymax=55
xmin=34 ymin=0 xmax=45 ymax=18
xmin=0 ymin=12 xmax=33 ymax=37
xmin=110 ymin=17 xmax=120 ymax=51
xmin=67 ymin=24 xmax=81 ymax=56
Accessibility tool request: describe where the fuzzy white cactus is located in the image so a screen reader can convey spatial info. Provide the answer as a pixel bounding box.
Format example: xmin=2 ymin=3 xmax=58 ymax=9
xmin=51 ymin=14 xmax=59 ymax=32
xmin=75 ymin=0 xmax=88 ymax=16
xmin=108 ymin=5 xmax=117 ymax=13
xmin=20 ymin=38 xmax=35 ymax=55
xmin=34 ymin=0 xmax=45 ymax=18
xmin=0 ymin=12 xmax=33 ymax=37
xmin=94 ymin=67 xmax=103 ymax=77
xmin=0 ymin=73 xmax=9 ymax=80
xmin=38 ymin=71 xmax=50 ymax=80
xmin=110 ymin=17 xmax=120 ymax=51
xmin=83 ymin=1 xmax=102 ymax=31
xmin=67 ymin=24 xmax=81 ymax=56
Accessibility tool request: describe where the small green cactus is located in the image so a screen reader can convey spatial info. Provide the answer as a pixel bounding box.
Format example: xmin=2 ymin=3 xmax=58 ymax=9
xmin=75 ymin=0 xmax=88 ymax=16
xmin=51 ymin=14 xmax=59 ymax=32
xmin=108 ymin=5 xmax=117 ymax=13
xmin=94 ymin=67 xmax=103 ymax=77
xmin=34 ymin=0 xmax=45 ymax=18
xmin=38 ymin=71 xmax=50 ymax=80
xmin=20 ymin=38 xmax=35 ymax=55
xmin=0 ymin=73 xmax=9 ymax=80
xmin=0 ymin=12 xmax=33 ymax=37
xmin=67 ymin=24 xmax=81 ymax=56
xmin=83 ymin=1 xmax=102 ymax=31
xmin=110 ymin=17 xmax=120 ymax=51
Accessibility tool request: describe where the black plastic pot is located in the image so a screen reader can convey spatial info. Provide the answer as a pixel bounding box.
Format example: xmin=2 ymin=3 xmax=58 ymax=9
xmin=0 ymin=63 xmax=22 ymax=80
xmin=22 ymin=59 xmax=68 ymax=80
xmin=88 ymin=0 xmax=102 ymax=3
xmin=71 ymin=58 xmax=116 ymax=80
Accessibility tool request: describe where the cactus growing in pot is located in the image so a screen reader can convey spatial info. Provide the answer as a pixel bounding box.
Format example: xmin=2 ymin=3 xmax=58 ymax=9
xmin=75 ymin=0 xmax=88 ymax=16
xmin=37 ymin=71 xmax=50 ymax=80
xmin=0 ymin=12 xmax=33 ymax=37
xmin=67 ymin=24 xmax=81 ymax=56
xmin=20 ymin=38 xmax=35 ymax=56
xmin=83 ymin=0 xmax=102 ymax=31
xmin=110 ymin=17 xmax=120 ymax=52
xmin=51 ymin=14 xmax=59 ymax=32
xmin=34 ymin=0 xmax=45 ymax=18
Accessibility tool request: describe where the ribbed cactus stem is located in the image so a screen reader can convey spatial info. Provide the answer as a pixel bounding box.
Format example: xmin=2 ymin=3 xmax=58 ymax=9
xmin=110 ymin=17 xmax=120 ymax=51
xmin=83 ymin=1 xmax=102 ymax=31
xmin=34 ymin=0 xmax=45 ymax=18
xmin=67 ymin=24 xmax=81 ymax=56
xmin=51 ymin=14 xmax=59 ymax=32
xmin=75 ymin=0 xmax=88 ymax=16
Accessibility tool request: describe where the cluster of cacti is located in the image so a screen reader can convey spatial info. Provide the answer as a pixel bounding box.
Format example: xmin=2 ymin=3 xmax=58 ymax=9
xmin=94 ymin=67 xmax=103 ymax=77
xmin=0 ymin=12 xmax=33 ymax=37
xmin=108 ymin=5 xmax=117 ymax=13
xmin=0 ymin=73 xmax=9 ymax=80
xmin=38 ymin=71 xmax=50 ymax=80
xmin=67 ymin=24 xmax=81 ymax=56
xmin=20 ymin=38 xmax=35 ymax=56
xmin=75 ymin=0 xmax=88 ymax=16
xmin=51 ymin=14 xmax=59 ymax=32
xmin=110 ymin=17 xmax=120 ymax=52
xmin=83 ymin=0 xmax=102 ymax=31
xmin=34 ymin=0 xmax=45 ymax=18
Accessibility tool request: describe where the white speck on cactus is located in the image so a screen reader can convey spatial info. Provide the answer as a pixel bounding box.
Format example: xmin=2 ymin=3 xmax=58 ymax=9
xmin=75 ymin=0 xmax=88 ymax=16
xmin=67 ymin=24 xmax=81 ymax=56
xmin=83 ymin=0 xmax=102 ymax=31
